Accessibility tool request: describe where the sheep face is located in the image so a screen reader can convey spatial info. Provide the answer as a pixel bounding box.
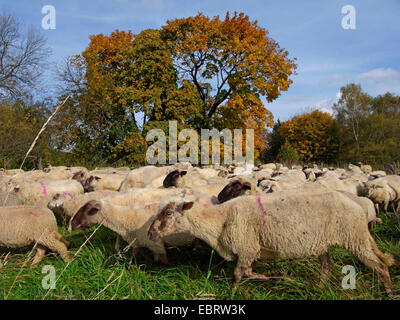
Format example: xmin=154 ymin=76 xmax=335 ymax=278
xmin=367 ymin=185 xmax=388 ymax=204
xmin=83 ymin=176 xmax=101 ymax=192
xmin=148 ymin=201 xmax=193 ymax=241
xmin=162 ymin=170 xmax=187 ymax=188
xmin=72 ymin=171 xmax=88 ymax=185
xmin=70 ymin=200 xmax=102 ymax=230
xmin=47 ymin=193 xmax=68 ymax=217
xmin=218 ymin=179 xmax=251 ymax=203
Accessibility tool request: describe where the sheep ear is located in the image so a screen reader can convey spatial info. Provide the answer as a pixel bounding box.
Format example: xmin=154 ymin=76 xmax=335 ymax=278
xmin=243 ymin=182 xmax=252 ymax=190
xmin=53 ymin=193 xmax=61 ymax=200
xmin=180 ymin=171 xmax=187 ymax=176
xmin=180 ymin=201 xmax=194 ymax=211
xmin=95 ymin=176 xmax=101 ymax=180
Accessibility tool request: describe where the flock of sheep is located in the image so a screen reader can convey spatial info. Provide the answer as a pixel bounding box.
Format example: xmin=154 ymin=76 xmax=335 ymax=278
xmin=0 ymin=161 xmax=399 ymax=296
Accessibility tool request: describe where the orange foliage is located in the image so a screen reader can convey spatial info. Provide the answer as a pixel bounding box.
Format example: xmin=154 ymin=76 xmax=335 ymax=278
xmin=280 ymin=110 xmax=338 ymax=162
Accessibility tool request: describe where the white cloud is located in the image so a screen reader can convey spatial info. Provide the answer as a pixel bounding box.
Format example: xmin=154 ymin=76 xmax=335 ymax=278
xmin=357 ymin=68 xmax=400 ymax=81
xmin=319 ymin=73 xmax=345 ymax=86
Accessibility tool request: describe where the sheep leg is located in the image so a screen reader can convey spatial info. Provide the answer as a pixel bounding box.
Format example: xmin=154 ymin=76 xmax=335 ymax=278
xmin=130 ymin=247 xmax=140 ymax=263
xmin=318 ymin=251 xmax=332 ymax=287
xmin=55 ymin=233 xmax=69 ymax=248
xmin=232 ymin=264 xmax=247 ymax=292
xmin=31 ymin=245 xmax=47 ymax=267
xmin=351 ymin=247 xmax=393 ymax=295
xmin=115 ymin=235 xmax=121 ymax=252
xmin=396 ymin=201 xmax=400 ymax=215
xmin=41 ymin=237 xmax=71 ymax=263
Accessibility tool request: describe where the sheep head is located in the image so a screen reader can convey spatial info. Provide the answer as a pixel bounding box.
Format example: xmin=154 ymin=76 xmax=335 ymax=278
xmin=83 ymin=176 xmax=101 ymax=192
xmin=148 ymin=200 xmax=194 ymax=241
xmin=72 ymin=170 xmax=88 ymax=185
xmin=70 ymin=200 xmax=102 ymax=231
xmin=162 ymin=170 xmax=187 ymax=188
xmin=47 ymin=193 xmax=67 ymax=217
xmin=217 ymin=179 xmax=252 ymax=204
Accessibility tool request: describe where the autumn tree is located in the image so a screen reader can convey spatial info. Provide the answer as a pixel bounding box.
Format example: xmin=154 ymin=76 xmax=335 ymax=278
xmin=280 ymin=110 xmax=339 ymax=163
xmin=162 ymin=12 xmax=296 ymax=155
xmin=57 ymin=12 xmax=296 ymax=166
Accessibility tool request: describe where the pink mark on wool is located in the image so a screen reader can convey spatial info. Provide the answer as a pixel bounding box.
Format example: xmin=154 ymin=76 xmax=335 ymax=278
xmin=256 ymin=194 xmax=267 ymax=229
xmin=97 ymin=190 xmax=104 ymax=194
xmin=63 ymin=192 xmax=76 ymax=200
xmin=29 ymin=211 xmax=41 ymax=217
xmin=202 ymin=203 xmax=209 ymax=208
xmin=39 ymin=182 xmax=48 ymax=196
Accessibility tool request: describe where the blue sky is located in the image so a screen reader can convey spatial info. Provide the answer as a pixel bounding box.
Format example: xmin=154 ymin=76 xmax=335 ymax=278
xmin=1 ymin=0 xmax=399 ymax=121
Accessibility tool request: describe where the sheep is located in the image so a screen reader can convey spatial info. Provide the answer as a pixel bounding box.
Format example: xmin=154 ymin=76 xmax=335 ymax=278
xmin=259 ymin=163 xmax=277 ymax=170
xmin=83 ymin=173 xmax=127 ymax=192
xmin=257 ymin=170 xmax=306 ymax=193
xmin=65 ymin=187 xmax=190 ymax=252
xmin=0 ymin=190 xmax=23 ymax=206
xmin=218 ymin=178 xmax=259 ymax=203
xmin=348 ymin=163 xmax=363 ymax=173
xmin=336 ymin=191 xmax=382 ymax=228
xmin=18 ymin=169 xmax=72 ymax=181
xmin=48 ymin=190 xmax=118 ymax=220
xmin=72 ymin=170 xmax=89 ymax=186
xmin=369 ymin=171 xmax=387 ymax=179
xmin=252 ymin=169 xmax=273 ymax=182
xmin=119 ymin=166 xmax=174 ymax=191
xmin=364 ymin=176 xmax=400 ymax=213
xmin=316 ymin=178 xmax=365 ymax=196
xmin=358 ymin=162 xmax=373 ymax=175
xmin=70 ymin=199 xmax=195 ymax=265
xmin=233 ymin=162 xmax=254 ymax=176
xmin=3 ymin=169 xmax=24 ymax=175
xmin=105 ymin=187 xmax=186 ymax=207
xmin=148 ymin=191 xmax=394 ymax=294
xmin=12 ymin=179 xmax=84 ymax=205
xmin=0 ymin=206 xmax=70 ymax=266
xmin=340 ymin=171 xmax=369 ymax=183
xmin=163 ymin=170 xmax=228 ymax=196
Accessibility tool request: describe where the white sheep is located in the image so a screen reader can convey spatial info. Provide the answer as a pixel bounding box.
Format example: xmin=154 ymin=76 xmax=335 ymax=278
xmin=83 ymin=173 xmax=127 ymax=192
xmin=48 ymin=190 xmax=118 ymax=220
xmin=316 ymin=177 xmax=365 ymax=196
xmin=162 ymin=169 xmax=227 ymax=196
xmin=0 ymin=206 xmax=70 ymax=266
xmin=12 ymin=179 xmax=84 ymax=205
xmin=148 ymin=190 xmax=394 ymax=294
xmin=364 ymin=176 xmax=400 ymax=213
xmin=119 ymin=166 xmax=173 ymax=191
xmin=0 ymin=190 xmax=23 ymax=206
xmin=70 ymin=199 xmax=195 ymax=265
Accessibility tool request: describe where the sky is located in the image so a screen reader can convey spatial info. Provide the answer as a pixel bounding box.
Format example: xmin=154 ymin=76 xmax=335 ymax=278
xmin=1 ymin=0 xmax=399 ymax=121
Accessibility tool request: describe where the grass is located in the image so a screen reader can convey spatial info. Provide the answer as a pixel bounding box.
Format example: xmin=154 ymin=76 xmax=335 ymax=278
xmin=1 ymin=211 xmax=400 ymax=300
